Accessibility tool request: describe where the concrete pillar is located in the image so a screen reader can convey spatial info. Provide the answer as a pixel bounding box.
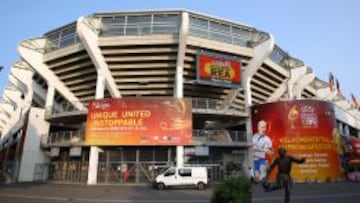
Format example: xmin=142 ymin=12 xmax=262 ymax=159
xmin=174 ymin=12 xmax=189 ymax=168
xmin=87 ymin=71 xmax=105 ymax=185
xmin=45 ymin=85 xmax=55 ymax=112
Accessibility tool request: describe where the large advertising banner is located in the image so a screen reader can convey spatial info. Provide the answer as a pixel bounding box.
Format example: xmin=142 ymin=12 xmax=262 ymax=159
xmin=197 ymin=53 xmax=241 ymax=88
xmin=85 ymin=98 xmax=192 ymax=146
xmin=350 ymin=137 xmax=360 ymax=159
xmin=251 ymin=100 xmax=342 ymax=182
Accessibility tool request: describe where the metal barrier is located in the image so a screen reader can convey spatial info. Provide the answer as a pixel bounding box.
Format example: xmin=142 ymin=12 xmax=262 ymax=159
xmin=97 ymin=161 xmax=170 ymax=184
xmin=45 ymin=161 xmax=88 ymax=183
xmin=39 ymin=159 xmax=245 ymax=184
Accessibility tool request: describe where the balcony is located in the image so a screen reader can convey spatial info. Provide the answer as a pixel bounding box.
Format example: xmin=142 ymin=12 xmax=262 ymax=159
xmin=41 ymin=129 xmax=248 ymax=148
xmin=44 ymin=98 xmax=247 ymax=120
xmin=41 ymin=131 xmax=84 ymax=148
xmin=193 ymin=129 xmax=248 ymax=146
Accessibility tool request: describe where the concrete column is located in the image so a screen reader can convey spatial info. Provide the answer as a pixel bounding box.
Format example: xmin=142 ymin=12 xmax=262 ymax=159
xmin=174 ymin=12 xmax=189 ymax=168
xmin=45 ymin=85 xmax=55 ymax=110
xmin=87 ymin=71 xmax=105 ymax=185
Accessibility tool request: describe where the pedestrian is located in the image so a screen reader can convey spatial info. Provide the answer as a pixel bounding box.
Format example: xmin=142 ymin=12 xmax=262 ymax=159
xmin=263 ymin=147 xmax=306 ymax=203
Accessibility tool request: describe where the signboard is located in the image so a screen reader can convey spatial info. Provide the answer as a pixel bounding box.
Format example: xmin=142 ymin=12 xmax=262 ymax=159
xmin=251 ymin=100 xmax=342 ymax=182
xmin=85 ymin=98 xmax=192 ymax=146
xmin=197 ymin=52 xmax=241 ymax=88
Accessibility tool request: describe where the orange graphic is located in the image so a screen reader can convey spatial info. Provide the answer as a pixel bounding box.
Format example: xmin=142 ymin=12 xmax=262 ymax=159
xmin=288 ymin=105 xmax=299 ymax=129
xmin=85 ymin=98 xmax=192 ymax=146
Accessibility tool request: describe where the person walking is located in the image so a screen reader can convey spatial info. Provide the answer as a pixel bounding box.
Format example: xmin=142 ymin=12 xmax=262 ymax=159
xmin=263 ymin=147 xmax=306 ymax=203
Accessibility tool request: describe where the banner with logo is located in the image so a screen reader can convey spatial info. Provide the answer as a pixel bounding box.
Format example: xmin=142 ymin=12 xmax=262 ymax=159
xmin=85 ymin=98 xmax=192 ymax=146
xmin=251 ymin=100 xmax=343 ymax=182
xmin=197 ymin=52 xmax=241 ymax=88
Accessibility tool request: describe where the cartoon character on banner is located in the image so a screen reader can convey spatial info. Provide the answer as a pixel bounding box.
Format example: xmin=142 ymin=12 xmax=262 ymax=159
xmin=252 ymin=120 xmax=273 ymax=182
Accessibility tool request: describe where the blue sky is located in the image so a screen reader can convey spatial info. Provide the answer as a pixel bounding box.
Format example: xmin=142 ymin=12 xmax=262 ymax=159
xmin=1 ymin=0 xmax=359 ymax=100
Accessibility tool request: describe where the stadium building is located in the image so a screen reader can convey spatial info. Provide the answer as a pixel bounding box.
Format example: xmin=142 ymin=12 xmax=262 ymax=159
xmin=0 ymin=10 xmax=360 ymax=184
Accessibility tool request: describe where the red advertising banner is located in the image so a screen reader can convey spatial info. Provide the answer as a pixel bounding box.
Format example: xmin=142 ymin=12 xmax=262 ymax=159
xmin=197 ymin=54 xmax=241 ymax=87
xmin=251 ymin=100 xmax=342 ymax=182
xmin=350 ymin=137 xmax=360 ymax=159
xmin=85 ymin=98 xmax=192 ymax=146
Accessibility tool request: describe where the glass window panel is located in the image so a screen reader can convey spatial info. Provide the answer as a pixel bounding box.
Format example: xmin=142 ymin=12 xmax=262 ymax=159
xmin=232 ymin=27 xmax=251 ymax=38
xmin=127 ymin=15 xmax=151 ymax=24
xmin=209 ymin=32 xmax=231 ymax=43
xmin=154 ymin=14 xmax=179 ymax=23
xmin=233 ymin=37 xmax=247 ymax=46
xmin=153 ymin=25 xmax=178 ymax=34
xmin=210 ymin=21 xmax=230 ymax=33
xmin=102 ymin=25 xmax=125 ymax=36
xmin=102 ymin=16 xmax=125 ymax=24
xmin=61 ymin=26 xmax=76 ymax=37
xmin=190 ymin=17 xmax=208 ymax=28
xmin=59 ymin=37 xmax=75 ymax=47
xmin=126 ymin=25 xmax=151 ymax=35
xmin=189 ymin=27 xmax=208 ymax=38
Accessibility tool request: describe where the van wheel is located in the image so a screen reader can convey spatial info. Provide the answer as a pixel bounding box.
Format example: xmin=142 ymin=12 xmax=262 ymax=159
xmin=197 ymin=182 xmax=206 ymax=190
xmin=157 ymin=183 xmax=165 ymax=190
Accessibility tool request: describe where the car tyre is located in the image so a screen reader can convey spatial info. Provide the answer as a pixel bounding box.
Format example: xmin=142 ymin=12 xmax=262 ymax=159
xmin=197 ymin=182 xmax=206 ymax=190
xmin=157 ymin=182 xmax=165 ymax=190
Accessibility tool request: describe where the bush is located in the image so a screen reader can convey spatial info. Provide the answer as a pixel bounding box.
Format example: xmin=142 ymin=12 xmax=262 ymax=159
xmin=211 ymin=175 xmax=252 ymax=203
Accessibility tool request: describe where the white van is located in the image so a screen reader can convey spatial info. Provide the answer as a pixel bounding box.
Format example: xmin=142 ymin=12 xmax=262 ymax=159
xmin=154 ymin=166 xmax=208 ymax=190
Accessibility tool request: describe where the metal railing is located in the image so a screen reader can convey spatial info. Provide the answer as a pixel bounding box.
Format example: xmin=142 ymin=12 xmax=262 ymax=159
xmin=45 ymin=100 xmax=87 ymax=119
xmin=193 ymin=129 xmax=247 ymax=145
xmin=41 ymin=129 xmax=247 ymax=147
xmin=44 ymin=98 xmax=241 ymax=118
xmin=41 ymin=131 xmax=84 ymax=147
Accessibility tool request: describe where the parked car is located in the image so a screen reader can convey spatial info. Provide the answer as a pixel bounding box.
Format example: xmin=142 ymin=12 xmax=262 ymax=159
xmin=154 ymin=166 xmax=208 ymax=190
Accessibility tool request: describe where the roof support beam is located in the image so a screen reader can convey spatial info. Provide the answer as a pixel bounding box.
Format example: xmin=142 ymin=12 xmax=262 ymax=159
xmin=227 ymin=34 xmax=275 ymax=109
xmin=18 ymin=38 xmax=85 ymax=111
xmin=77 ymin=17 xmax=121 ymax=98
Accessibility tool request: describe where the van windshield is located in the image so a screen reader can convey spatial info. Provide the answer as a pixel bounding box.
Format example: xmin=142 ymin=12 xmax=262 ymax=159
xmin=164 ymin=168 xmax=176 ymax=176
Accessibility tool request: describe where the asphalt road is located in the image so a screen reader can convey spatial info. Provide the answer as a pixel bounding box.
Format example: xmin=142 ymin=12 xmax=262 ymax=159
xmin=0 ymin=182 xmax=359 ymax=203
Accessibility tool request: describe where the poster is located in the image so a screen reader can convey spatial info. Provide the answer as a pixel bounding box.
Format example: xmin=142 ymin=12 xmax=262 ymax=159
xmin=251 ymin=100 xmax=342 ymax=182
xmin=85 ymin=98 xmax=192 ymax=146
